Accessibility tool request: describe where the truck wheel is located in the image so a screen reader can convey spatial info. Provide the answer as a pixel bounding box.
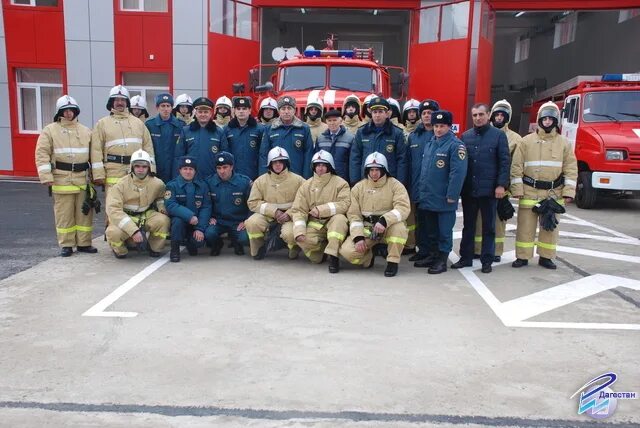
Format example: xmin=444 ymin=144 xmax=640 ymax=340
xmin=576 ymin=171 xmax=597 ymax=209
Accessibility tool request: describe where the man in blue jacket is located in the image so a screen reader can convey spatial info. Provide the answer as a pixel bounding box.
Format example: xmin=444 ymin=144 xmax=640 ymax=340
xmin=314 ymin=109 xmax=354 ymax=183
xmin=184 ymin=97 xmax=227 ymax=180
xmin=416 ymin=111 xmax=468 ymax=274
xmin=451 ymin=103 xmax=510 ymax=273
xmin=165 ymin=156 xmax=212 ymax=262
xmin=350 ymin=96 xmax=407 ymax=186
xmin=205 ymin=152 xmax=252 ymax=256
xmin=408 ymin=99 xmax=439 ymax=265
xmin=224 ymin=96 xmax=264 ymax=180
xmin=145 ymin=93 xmax=186 ymax=184
xmin=259 ymin=96 xmax=314 ymax=178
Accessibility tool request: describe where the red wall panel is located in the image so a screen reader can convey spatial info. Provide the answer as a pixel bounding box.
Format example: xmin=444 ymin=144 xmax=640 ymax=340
xmin=114 ymin=14 xmax=144 ymax=68
xmin=475 ymin=37 xmax=494 ymax=104
xmin=34 ymin=10 xmax=66 ymax=64
xmin=4 ymin=10 xmax=36 ymax=63
xmin=142 ymin=16 xmax=172 ymax=69
xmin=208 ymin=33 xmax=260 ymax=99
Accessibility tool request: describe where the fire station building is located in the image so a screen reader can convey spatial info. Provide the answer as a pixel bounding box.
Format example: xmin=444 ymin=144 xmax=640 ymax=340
xmin=0 ymin=0 xmax=638 ymax=176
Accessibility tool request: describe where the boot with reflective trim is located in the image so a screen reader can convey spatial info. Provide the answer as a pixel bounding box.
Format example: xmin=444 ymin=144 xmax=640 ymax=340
xmin=538 ymin=257 xmax=557 ymax=270
xmin=428 ymin=252 xmax=448 ymax=274
xmin=328 ymin=255 xmax=340 ymax=273
xmin=170 ymin=241 xmax=181 ymax=263
xmin=384 ymin=262 xmax=398 ymax=277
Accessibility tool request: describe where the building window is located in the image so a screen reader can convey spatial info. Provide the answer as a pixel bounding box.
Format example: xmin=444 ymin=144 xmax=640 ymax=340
xmin=210 ymin=0 xmax=257 ymax=41
xmin=618 ymin=9 xmax=640 ymax=23
xmin=514 ymin=37 xmax=529 ymax=63
xmin=16 ymin=68 xmax=63 ymax=133
xmin=120 ymin=0 xmax=168 ymax=12
xmin=122 ymin=72 xmax=169 ymax=117
xmin=10 ymin=0 xmax=58 ymax=6
xmin=417 ymin=1 xmax=469 ymax=43
xmin=553 ymin=12 xmax=577 ymax=49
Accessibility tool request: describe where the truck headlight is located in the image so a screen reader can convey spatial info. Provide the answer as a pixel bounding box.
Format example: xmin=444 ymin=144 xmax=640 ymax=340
xmin=606 ymin=150 xmax=626 ymax=160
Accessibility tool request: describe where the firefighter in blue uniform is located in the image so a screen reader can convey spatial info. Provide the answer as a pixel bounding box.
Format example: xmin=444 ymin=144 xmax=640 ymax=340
xmin=205 ymin=152 xmax=252 ymax=256
xmin=165 ymin=156 xmax=212 ymax=262
xmin=145 ymin=93 xmax=186 ymax=184
xmin=259 ymin=95 xmax=314 ymax=178
xmin=315 ymin=109 xmax=354 ymax=183
xmin=224 ymin=96 xmax=264 ymax=180
xmin=349 ymin=96 xmax=407 ymax=186
xmin=408 ymin=99 xmax=439 ymax=265
xmin=416 ymin=110 xmax=468 ymax=274
xmin=184 ymin=97 xmax=227 ymax=179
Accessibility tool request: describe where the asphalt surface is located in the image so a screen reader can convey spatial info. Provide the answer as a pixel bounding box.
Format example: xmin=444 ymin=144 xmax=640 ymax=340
xmin=0 ymin=180 xmax=639 ymax=427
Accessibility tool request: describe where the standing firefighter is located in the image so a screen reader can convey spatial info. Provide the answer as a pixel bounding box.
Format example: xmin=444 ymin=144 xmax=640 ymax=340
xmin=214 ymin=96 xmax=233 ymax=128
xmin=304 ymin=96 xmax=328 ymax=146
xmin=173 ymin=94 xmax=194 ymax=125
xmin=106 ymin=150 xmax=170 ymax=259
xmin=35 ymin=95 xmax=97 ymax=257
xmin=258 ymin=97 xmax=278 ymax=126
xmin=281 ymin=150 xmax=351 ymax=273
xmin=90 ymin=85 xmax=155 ymax=190
xmin=339 ymin=152 xmax=410 ymax=277
xmin=342 ymin=94 xmax=364 ymax=135
xmin=129 ymin=95 xmax=149 ymax=121
xmin=510 ymin=102 xmax=578 ymax=269
xmin=245 ymin=147 xmax=305 ymax=260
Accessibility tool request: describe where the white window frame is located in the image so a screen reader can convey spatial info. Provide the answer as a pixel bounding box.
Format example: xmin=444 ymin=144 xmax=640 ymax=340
xmin=514 ymin=36 xmax=529 ymax=63
xmin=10 ymin=0 xmax=58 ymax=6
xmin=127 ymin=85 xmax=170 ymax=117
xmin=120 ymin=0 xmax=168 ymax=12
xmin=17 ymin=79 xmax=62 ymax=134
xmin=618 ymin=9 xmax=640 ymax=23
xmin=553 ymin=12 xmax=578 ymax=49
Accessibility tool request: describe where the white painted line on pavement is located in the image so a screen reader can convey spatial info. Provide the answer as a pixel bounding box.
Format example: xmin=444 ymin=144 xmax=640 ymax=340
xmin=563 ymin=212 xmax=638 ymax=241
xmin=83 ymin=254 xmax=170 ymax=318
xmin=511 ymin=321 xmax=640 ymax=330
xmin=558 ymin=246 xmax=640 ymax=264
xmin=558 ymin=231 xmax=640 ymax=245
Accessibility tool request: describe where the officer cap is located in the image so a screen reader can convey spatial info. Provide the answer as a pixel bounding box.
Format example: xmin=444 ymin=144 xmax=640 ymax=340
xmin=431 ymin=110 xmax=453 ymax=126
xmin=155 ymin=93 xmax=174 ymax=107
xmin=193 ymin=97 xmax=214 ymax=110
xmin=419 ymin=99 xmax=440 ymax=115
xmin=215 ymin=151 xmax=235 ymax=166
xmin=178 ymin=156 xmax=197 ymax=170
xmin=277 ymin=96 xmax=296 ymax=110
xmin=324 ymin=109 xmax=341 ymax=119
xmin=368 ymin=97 xmax=390 ymax=111
xmin=232 ymin=96 xmax=252 ymax=109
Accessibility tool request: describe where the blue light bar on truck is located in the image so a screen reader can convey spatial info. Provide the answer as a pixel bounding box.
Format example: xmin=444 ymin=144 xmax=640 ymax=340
xmin=304 ymin=49 xmax=355 ymax=58
xmin=601 ymin=73 xmax=640 ymax=82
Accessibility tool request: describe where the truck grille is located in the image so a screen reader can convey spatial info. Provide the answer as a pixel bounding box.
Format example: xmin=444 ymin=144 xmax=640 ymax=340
xmin=629 ymin=152 xmax=640 ymax=162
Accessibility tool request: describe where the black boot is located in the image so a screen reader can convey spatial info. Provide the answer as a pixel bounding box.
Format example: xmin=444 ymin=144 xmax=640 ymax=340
xmin=451 ymin=258 xmax=473 ymax=269
xmin=493 ymin=255 xmax=501 ymax=263
xmin=253 ymin=245 xmax=266 ymax=260
xmin=60 ymin=247 xmax=73 ymax=257
xmin=149 ymin=250 xmax=161 ymax=258
xmin=401 ymin=247 xmax=416 ymax=255
xmin=77 ymin=246 xmax=98 ymax=254
xmin=409 ymin=252 xmax=428 ymax=262
xmin=384 ymin=262 xmax=398 ymax=277
xmin=210 ymin=239 xmax=224 ymax=256
xmin=233 ymin=242 xmax=245 ymax=255
xmin=428 ymin=252 xmax=448 ymax=274
xmin=186 ymin=242 xmax=198 ymax=256
xmin=538 ymin=257 xmax=557 ymax=270
xmin=512 ymin=258 xmax=529 ymax=268
xmin=414 ymin=252 xmax=438 ymax=268
xmin=328 ymin=255 xmax=340 ymax=273
xmin=170 ymin=241 xmax=181 ymax=262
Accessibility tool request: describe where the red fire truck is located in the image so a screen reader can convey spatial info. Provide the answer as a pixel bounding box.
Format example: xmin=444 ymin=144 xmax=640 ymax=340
xmin=530 ymin=73 xmax=640 ymax=208
xmin=238 ymin=38 xmax=406 ymax=117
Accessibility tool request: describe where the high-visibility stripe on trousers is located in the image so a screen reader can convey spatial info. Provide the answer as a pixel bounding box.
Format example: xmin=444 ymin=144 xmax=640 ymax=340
xmin=474 ymin=212 xmax=508 ymax=256
xmin=280 ymin=214 xmax=349 ymax=263
xmin=53 ymin=191 xmax=94 ymax=248
xmin=106 ymin=210 xmax=169 ymax=256
xmin=515 ymin=204 xmax=559 ymax=260
xmin=339 ymin=221 xmax=408 ymax=265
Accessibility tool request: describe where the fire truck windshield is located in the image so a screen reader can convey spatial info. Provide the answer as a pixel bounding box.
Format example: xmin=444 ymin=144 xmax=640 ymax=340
xmin=279 ymin=65 xmax=378 ymax=92
xmin=582 ymin=91 xmax=640 ymax=122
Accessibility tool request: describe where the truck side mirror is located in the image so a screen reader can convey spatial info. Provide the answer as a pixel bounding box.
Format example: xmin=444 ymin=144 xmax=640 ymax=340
xmin=232 ymin=83 xmax=245 ymax=95
xmin=248 ymin=68 xmax=259 ymax=92
xmin=255 ymin=81 xmax=274 ymax=94
xmin=400 ymin=72 xmax=409 ymax=99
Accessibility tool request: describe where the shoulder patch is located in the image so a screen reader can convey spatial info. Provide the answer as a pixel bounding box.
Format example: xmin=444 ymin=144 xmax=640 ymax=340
xmin=164 ymin=190 xmax=172 ymax=199
xmin=457 ymin=145 xmax=466 ymax=160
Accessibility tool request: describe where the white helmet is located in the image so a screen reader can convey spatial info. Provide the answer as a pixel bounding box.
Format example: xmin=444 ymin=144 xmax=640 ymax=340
xmin=107 ymin=85 xmax=130 ymax=110
xmin=259 ymin=97 xmax=278 ymax=111
xmin=306 ymin=95 xmax=324 ymax=110
xmin=537 ymin=101 xmax=560 ymax=121
xmin=130 ymin=149 xmax=153 ymax=166
xmin=402 ymin=99 xmax=420 ymax=114
xmin=130 ymin=95 xmax=147 ymax=110
xmin=387 ymin=97 xmax=401 ymax=117
xmin=363 ymin=94 xmax=376 ymax=105
xmin=364 ymin=152 xmax=388 ymax=172
xmin=54 ymin=95 xmax=80 ymax=121
xmin=311 ymin=150 xmax=335 ymax=170
xmin=215 ymin=96 xmax=232 ymax=110
xmin=174 ymin=93 xmax=193 ymax=108
xmin=267 ymin=146 xmax=290 ymax=166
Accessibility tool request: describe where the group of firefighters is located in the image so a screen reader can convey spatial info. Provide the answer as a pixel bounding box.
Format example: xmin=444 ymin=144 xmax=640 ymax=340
xmin=35 ymin=84 xmax=577 ymax=277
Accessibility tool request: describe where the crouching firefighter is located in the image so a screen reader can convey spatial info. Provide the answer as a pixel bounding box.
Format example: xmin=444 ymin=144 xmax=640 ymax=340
xmin=165 ymin=156 xmax=212 ymax=262
xmin=339 ymin=152 xmax=410 ymax=277
xmin=106 ymin=149 xmax=170 ymax=258
xmin=282 ymin=150 xmax=351 ymax=273
xmin=35 ymin=95 xmax=97 ymax=257
xmin=245 ymin=147 xmax=305 ymax=260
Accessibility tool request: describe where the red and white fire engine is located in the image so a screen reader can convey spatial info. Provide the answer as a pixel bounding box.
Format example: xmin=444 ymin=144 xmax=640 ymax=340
xmin=530 ymin=73 xmax=640 ymax=208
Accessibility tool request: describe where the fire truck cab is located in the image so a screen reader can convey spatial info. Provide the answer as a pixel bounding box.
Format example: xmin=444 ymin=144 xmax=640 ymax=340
xmin=243 ymin=43 xmax=406 ymax=118
xmin=531 ymin=73 xmax=640 ymax=209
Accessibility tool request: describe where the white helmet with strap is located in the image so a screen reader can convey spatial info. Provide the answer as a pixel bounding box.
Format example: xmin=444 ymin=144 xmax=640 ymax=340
xmin=364 ymin=152 xmax=388 ymax=172
xmin=54 ymin=95 xmax=80 ymax=121
xmin=215 ymin=96 xmax=232 ymax=110
xmin=267 ymin=146 xmax=290 ymax=166
xmin=402 ymin=99 xmax=420 ymax=114
xmin=259 ymin=97 xmax=278 ymax=111
xmin=130 ymin=149 xmax=153 ymax=166
xmin=107 ymin=85 xmax=130 ymax=111
xmin=130 ymin=95 xmax=147 ymax=110
xmin=537 ymin=101 xmax=560 ymax=121
xmin=363 ymin=93 xmax=376 ymax=105
xmin=174 ymin=93 xmax=193 ymax=108
xmin=306 ymin=95 xmax=324 ymax=110
xmin=311 ymin=150 xmax=336 ymax=170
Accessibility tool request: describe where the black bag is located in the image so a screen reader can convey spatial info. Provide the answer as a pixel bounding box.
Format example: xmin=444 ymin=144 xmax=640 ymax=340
xmin=497 ymin=196 xmax=515 ymax=221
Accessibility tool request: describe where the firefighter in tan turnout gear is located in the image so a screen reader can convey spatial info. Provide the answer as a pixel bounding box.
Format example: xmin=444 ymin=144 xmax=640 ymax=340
xmin=305 ymin=96 xmax=328 ymax=145
xmin=214 ymin=96 xmax=232 ymax=128
xmin=339 ymin=152 xmax=410 ymax=277
xmin=510 ymin=101 xmax=578 ymax=269
xmin=106 ymin=150 xmax=170 ymax=259
xmin=35 ymin=95 xmax=97 ymax=257
xmin=281 ymin=150 xmax=351 ymax=273
xmin=245 ymin=147 xmax=305 ymax=260
xmin=342 ymin=94 xmax=364 ymax=135
xmin=90 ymin=85 xmax=154 ymax=189
xmin=474 ymin=99 xmax=523 ymax=262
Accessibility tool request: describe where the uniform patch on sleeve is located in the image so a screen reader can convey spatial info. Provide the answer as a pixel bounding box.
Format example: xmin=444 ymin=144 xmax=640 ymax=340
xmin=457 ymin=145 xmax=466 ymax=160
xmin=164 ymin=190 xmax=172 ymax=199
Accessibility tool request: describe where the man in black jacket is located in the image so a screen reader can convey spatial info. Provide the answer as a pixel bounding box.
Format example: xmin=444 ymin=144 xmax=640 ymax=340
xmin=451 ymin=103 xmax=510 ymax=273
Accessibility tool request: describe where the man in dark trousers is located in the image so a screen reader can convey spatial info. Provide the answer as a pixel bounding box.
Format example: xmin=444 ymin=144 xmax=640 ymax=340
xmin=451 ymin=103 xmax=510 ymax=273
